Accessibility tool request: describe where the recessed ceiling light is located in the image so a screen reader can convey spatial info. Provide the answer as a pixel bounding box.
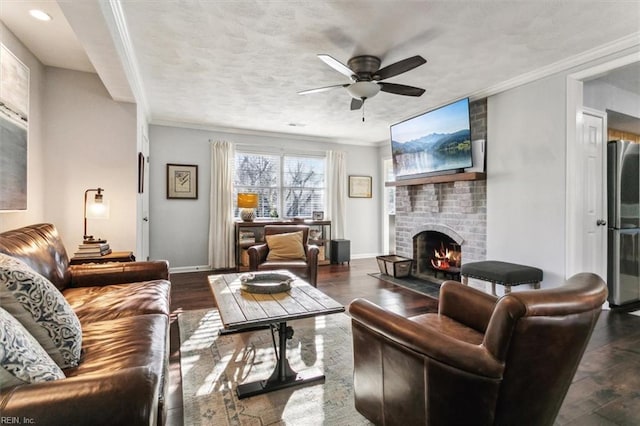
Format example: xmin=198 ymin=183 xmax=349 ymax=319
xmin=29 ymin=9 xmax=52 ymax=21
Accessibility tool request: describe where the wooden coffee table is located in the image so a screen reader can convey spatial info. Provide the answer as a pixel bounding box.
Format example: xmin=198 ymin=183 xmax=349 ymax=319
xmin=208 ymin=270 xmax=344 ymax=399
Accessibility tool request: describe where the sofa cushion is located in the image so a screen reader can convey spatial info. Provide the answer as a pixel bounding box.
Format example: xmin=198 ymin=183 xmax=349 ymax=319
xmin=64 ymin=314 xmax=168 ymax=378
xmin=0 ymin=254 xmax=82 ymax=368
xmin=266 ymin=231 xmax=306 ymax=261
xmin=63 ymin=280 xmax=171 ymax=323
xmin=0 ymin=307 xmax=65 ymax=389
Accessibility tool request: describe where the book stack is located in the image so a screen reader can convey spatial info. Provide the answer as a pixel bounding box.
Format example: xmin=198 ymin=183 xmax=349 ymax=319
xmin=74 ymin=242 xmax=112 ymax=258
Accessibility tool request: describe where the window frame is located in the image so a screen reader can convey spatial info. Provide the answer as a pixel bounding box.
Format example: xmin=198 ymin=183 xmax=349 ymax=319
xmin=234 ymin=150 xmax=326 ymax=220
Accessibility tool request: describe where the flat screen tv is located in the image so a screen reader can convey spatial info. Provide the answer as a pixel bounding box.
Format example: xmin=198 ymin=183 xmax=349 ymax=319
xmin=390 ymin=97 xmax=472 ymax=180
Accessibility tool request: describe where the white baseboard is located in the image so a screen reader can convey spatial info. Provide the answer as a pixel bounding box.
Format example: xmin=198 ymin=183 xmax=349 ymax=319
xmin=351 ymin=253 xmax=383 ymax=260
xmin=169 ymin=265 xmax=212 ymax=274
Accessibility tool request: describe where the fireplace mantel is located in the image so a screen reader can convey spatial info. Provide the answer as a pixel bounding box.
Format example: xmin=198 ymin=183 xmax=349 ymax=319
xmin=385 ymin=172 xmax=486 ymax=187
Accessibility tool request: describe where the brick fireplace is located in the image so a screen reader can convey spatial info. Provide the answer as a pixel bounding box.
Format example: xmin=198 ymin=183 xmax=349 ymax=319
xmin=395 ymin=180 xmax=487 ymax=278
xmin=393 ymin=98 xmax=487 ymax=279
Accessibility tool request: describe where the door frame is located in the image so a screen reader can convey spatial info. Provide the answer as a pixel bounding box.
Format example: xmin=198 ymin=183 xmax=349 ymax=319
xmin=565 ymin=53 xmax=639 ymax=280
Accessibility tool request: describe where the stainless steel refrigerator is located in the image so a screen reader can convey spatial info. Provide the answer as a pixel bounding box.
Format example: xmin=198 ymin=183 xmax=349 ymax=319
xmin=607 ymin=140 xmax=640 ymax=306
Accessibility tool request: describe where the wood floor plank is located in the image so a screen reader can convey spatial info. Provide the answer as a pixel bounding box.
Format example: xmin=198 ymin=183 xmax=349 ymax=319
xmin=168 ymin=258 xmax=640 ymax=426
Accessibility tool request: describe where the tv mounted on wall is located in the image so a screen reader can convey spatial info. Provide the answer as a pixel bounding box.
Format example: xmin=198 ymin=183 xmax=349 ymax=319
xmin=390 ymin=97 xmax=472 ymax=180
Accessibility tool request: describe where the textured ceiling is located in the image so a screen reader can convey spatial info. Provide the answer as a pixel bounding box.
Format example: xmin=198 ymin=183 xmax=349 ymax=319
xmin=2 ymin=1 xmax=640 ymax=145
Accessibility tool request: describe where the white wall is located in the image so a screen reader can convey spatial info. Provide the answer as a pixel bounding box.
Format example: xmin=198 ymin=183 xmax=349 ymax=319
xmin=583 ymin=79 xmax=640 ymax=119
xmin=149 ymin=124 xmax=383 ymax=269
xmin=42 ymin=67 xmax=137 ymax=254
xmin=486 ymin=49 xmax=639 ymax=289
xmin=0 ymin=23 xmax=46 ymax=231
xmin=487 ymin=74 xmax=567 ymax=286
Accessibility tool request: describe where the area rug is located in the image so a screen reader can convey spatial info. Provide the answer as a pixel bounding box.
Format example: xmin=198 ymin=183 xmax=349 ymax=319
xmin=179 ymin=308 xmax=372 ymax=425
xmin=368 ymin=272 xmax=441 ymax=298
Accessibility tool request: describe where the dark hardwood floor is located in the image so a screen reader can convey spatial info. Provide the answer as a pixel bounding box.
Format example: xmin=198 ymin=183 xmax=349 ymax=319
xmin=165 ymin=258 xmax=640 ymax=426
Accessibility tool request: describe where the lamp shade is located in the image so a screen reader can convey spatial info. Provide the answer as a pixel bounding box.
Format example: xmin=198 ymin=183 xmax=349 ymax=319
xmin=347 ymin=81 xmax=381 ymax=99
xmin=86 ymin=199 xmax=110 ymax=219
xmin=237 ymin=193 xmax=259 ymax=208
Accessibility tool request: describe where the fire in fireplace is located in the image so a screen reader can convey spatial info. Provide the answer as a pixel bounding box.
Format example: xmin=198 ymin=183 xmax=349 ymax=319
xmin=413 ymin=230 xmax=462 ymax=280
xmin=431 ymin=241 xmax=461 ymax=271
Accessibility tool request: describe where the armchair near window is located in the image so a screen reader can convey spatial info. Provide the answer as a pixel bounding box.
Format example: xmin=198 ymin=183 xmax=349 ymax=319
xmin=348 ymin=273 xmax=607 ymax=426
xmin=248 ymin=225 xmax=319 ymax=286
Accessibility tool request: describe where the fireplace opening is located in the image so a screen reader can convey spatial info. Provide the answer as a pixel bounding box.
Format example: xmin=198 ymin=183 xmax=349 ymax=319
xmin=413 ymin=231 xmax=462 ymax=281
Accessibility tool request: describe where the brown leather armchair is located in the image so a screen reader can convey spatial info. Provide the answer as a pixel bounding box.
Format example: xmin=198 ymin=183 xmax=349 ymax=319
xmin=348 ymin=273 xmax=607 ymax=426
xmin=248 ymin=225 xmax=319 ymax=286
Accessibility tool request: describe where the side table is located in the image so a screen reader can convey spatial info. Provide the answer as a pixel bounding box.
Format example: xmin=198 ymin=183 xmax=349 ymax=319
xmin=70 ymin=251 xmax=136 ymax=265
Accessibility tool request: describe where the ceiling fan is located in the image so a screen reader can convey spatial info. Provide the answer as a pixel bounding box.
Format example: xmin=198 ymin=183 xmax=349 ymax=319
xmin=298 ymin=54 xmax=427 ymax=110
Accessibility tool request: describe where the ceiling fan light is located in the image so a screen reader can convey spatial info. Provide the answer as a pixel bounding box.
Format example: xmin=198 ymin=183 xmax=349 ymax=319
xmin=347 ymin=81 xmax=381 ymax=99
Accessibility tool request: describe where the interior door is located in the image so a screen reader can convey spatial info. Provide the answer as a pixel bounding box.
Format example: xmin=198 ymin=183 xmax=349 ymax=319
xmin=141 ymin=134 xmax=150 ymax=260
xmin=578 ymin=108 xmax=607 ymax=279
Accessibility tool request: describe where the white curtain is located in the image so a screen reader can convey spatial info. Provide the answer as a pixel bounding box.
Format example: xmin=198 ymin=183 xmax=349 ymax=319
xmin=208 ymin=141 xmax=235 ymax=269
xmin=326 ymin=150 xmax=347 ymax=239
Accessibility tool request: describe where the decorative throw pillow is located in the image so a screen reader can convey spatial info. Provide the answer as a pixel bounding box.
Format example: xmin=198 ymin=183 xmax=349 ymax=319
xmin=266 ymin=231 xmax=306 ymax=261
xmin=0 ymin=253 xmax=82 ymax=368
xmin=0 ymin=307 xmax=65 ymax=389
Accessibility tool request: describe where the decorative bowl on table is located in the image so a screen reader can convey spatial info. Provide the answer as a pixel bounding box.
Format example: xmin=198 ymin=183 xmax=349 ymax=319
xmin=239 ymin=272 xmax=294 ymax=294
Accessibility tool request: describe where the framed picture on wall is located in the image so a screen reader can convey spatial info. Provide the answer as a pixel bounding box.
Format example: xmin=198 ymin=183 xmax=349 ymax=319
xmin=349 ymin=175 xmax=372 ymax=198
xmin=312 ymin=211 xmax=324 ymax=220
xmin=167 ymin=163 xmax=198 ymax=199
xmin=0 ymin=44 xmax=29 ymax=211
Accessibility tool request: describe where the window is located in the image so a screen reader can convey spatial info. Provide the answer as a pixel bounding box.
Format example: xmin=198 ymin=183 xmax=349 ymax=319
xmin=234 ymin=151 xmax=325 ymax=219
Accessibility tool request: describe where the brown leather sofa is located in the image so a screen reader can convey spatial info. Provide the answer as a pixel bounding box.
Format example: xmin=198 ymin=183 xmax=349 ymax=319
xmin=0 ymin=223 xmax=171 ymax=426
xmin=349 ymin=273 xmax=607 ymax=426
xmin=248 ymin=225 xmax=319 ymax=286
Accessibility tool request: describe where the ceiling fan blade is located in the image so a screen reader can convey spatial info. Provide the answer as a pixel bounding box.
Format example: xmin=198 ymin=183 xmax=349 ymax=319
xmin=318 ymin=54 xmax=356 ymax=80
xmin=374 ymin=55 xmax=427 ymax=80
xmin=298 ymin=84 xmax=349 ymax=95
xmin=350 ymin=98 xmax=364 ymax=110
xmin=379 ymin=82 xmax=425 ymax=97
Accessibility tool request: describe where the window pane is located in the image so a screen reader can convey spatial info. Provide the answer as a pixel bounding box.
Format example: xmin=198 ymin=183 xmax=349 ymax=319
xmin=234 ymin=152 xmax=325 ymax=219
xmin=285 ymin=189 xmax=324 ymax=217
xmin=283 ymin=156 xmax=324 ymax=188
xmin=234 ymin=153 xmax=279 ymax=187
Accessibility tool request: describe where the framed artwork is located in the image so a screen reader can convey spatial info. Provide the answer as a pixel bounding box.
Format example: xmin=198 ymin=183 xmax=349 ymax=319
xmin=349 ymin=175 xmax=372 ymax=198
xmin=0 ymin=44 xmax=30 ymax=211
xmin=167 ymin=163 xmax=198 ymax=199
xmin=312 ymin=211 xmax=324 ymax=221
xmin=138 ymin=152 xmax=145 ymax=193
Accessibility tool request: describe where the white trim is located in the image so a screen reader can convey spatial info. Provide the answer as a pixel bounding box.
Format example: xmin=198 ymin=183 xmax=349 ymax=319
xmin=151 ymin=118 xmax=373 ymax=146
xmin=471 ymin=33 xmax=640 ymax=102
xmin=234 ymin=144 xmax=327 ymax=158
xmin=352 ymin=253 xmax=381 ymax=260
xmin=565 ymin=48 xmax=620 ymax=280
xmin=387 ymin=34 xmax=640 ymax=132
xmin=565 ymin=76 xmax=584 ymax=279
xmin=170 ymin=265 xmax=212 ymax=274
xmin=570 ymin=51 xmax=640 ymax=82
xmin=101 ymin=0 xmax=149 ymax=117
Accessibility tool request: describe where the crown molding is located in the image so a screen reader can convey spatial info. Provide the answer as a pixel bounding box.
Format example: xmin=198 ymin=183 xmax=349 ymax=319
xmin=150 ymin=118 xmax=377 ymax=147
xmin=100 ymin=0 xmax=149 ymax=118
xmin=469 ymin=32 xmax=640 ymax=101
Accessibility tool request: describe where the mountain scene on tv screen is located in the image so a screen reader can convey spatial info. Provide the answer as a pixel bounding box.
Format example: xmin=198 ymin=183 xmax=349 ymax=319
xmin=392 ymin=129 xmax=471 ymax=176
